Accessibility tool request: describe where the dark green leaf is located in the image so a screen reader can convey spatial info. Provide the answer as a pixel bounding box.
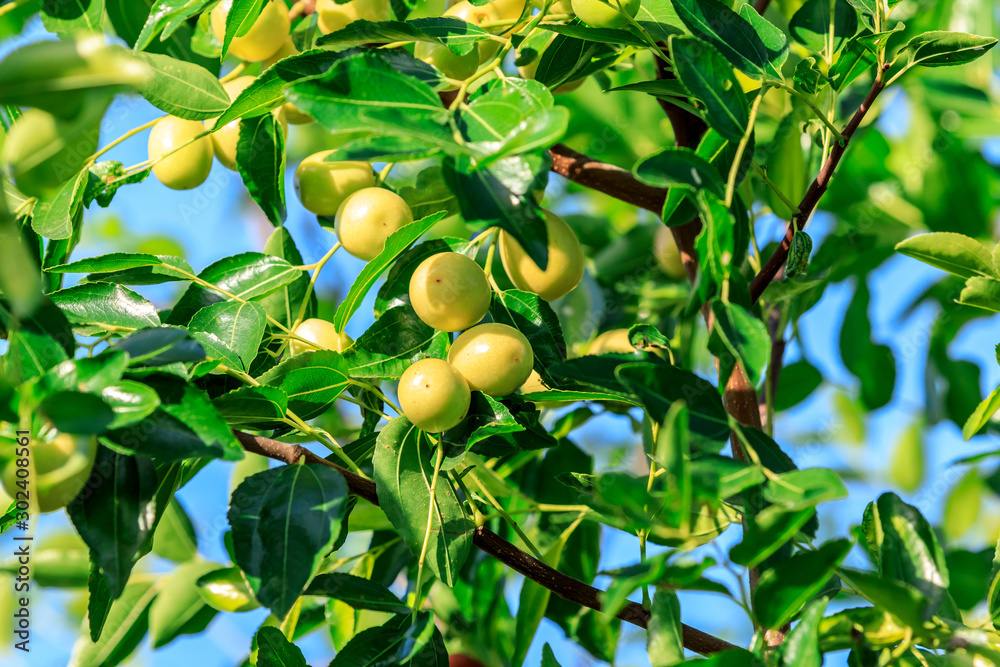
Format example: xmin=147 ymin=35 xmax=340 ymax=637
xmin=707 ymin=299 xmax=770 ymax=388
xmin=343 ymin=306 xmax=449 ymax=380
xmin=72 ymin=578 xmax=158 ymax=667
xmin=839 ymin=280 xmax=895 ymax=409
xmin=236 ymin=113 xmax=286 ymax=226
xmin=670 ymin=35 xmax=749 ymax=142
xmin=50 ymin=283 xmax=161 ymax=333
xmin=489 ymin=289 xmax=567 ymax=380
xmin=256 ymin=626 xmax=308 ymax=667
xmin=189 ymin=300 xmax=267 ymax=370
xmin=304 ymin=572 xmax=409 ymax=614
xmin=790 ymin=0 xmax=859 ymax=54
xmin=754 ymin=539 xmax=851 ymax=628
xmin=670 ymin=0 xmax=785 ymax=78
xmin=316 ymin=17 xmax=489 ymax=55
xmin=213 ymin=385 xmax=289 ymax=425
xmin=257 ymin=349 xmax=350 ymax=419
xmin=112 ymin=326 xmax=206 ymax=366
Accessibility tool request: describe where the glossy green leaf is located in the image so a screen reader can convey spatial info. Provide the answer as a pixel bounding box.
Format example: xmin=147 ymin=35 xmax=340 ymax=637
xmin=304 ymin=572 xmax=409 ymax=614
xmin=332 ymin=211 xmax=446 ymax=332
xmin=895 ymin=232 xmax=996 ymax=279
xmin=754 ymin=539 xmax=851 ymax=628
xmin=258 ymin=227 xmax=316 ymax=329
xmin=31 ymin=168 xmax=88 ymax=240
xmin=633 ymin=147 xmax=725 ymax=199
xmin=50 ymin=283 xmax=161 ymax=332
xmin=151 ymin=497 xmax=198 ymax=563
xmin=236 ymin=112 xmax=286 ymax=226
xmin=49 ymin=252 xmax=164 ymax=274
xmin=228 ymin=464 xmax=350 ymax=619
xmin=342 ymin=307 xmax=448 ymax=380
xmin=257 ymin=349 xmax=350 ymax=419
xmin=670 ymin=0 xmax=785 ymax=78
xmin=781 ymin=597 xmax=827 ymax=667
xmin=213 ymin=385 xmax=289 ymax=425
xmin=730 ymin=505 xmax=816 ymax=568
xmin=959 ymin=276 xmax=1000 ymax=313
xmin=196 ymin=566 xmax=260 ymax=612
xmin=256 ymin=626 xmax=308 ymax=667
xmin=189 ymin=300 xmax=266 ymax=370
xmin=148 ymin=560 xmax=219 ymax=648
xmin=790 ymin=0 xmax=859 ymax=54
xmin=647 ymin=589 xmax=684 ymax=667
xmin=222 ymin=0 xmax=266 ymax=58
xmin=901 ymin=31 xmax=998 ymax=68
xmin=615 ymin=361 xmax=730 ymax=441
xmin=40 ymin=390 xmax=115 ymax=434
xmin=763 ymin=468 xmax=848 ymax=511
xmin=670 ymin=36 xmax=749 ymax=142
xmin=373 ymin=418 xmax=474 ymax=587
xmin=83 ymin=254 xmax=195 ymax=285
xmin=963 ymin=382 xmax=1000 ymax=439
xmin=69 ymin=578 xmax=158 ymax=667
xmin=708 ymin=299 xmax=770 ymax=388
xmin=328 ymin=612 xmax=447 ymax=666
xmin=131 ymin=50 xmax=230 ymax=119
xmin=317 ymin=17 xmax=488 ymax=55
xmin=0 ymin=298 xmax=74 ymax=383
xmin=839 ymin=279 xmax=895 ymax=410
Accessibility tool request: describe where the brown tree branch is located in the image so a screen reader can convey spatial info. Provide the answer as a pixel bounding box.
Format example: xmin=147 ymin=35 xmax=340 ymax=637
xmin=233 ymin=430 xmax=739 ymax=656
xmin=749 ymin=65 xmax=888 ymax=302
xmin=753 ymin=0 xmax=772 ymax=14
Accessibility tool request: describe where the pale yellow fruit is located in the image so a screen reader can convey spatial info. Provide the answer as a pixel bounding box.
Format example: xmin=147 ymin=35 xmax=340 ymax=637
xmin=207 ymin=76 xmax=288 ymax=171
xmin=520 ymin=369 xmax=547 ymax=393
xmin=398 ymin=358 xmax=471 ymax=433
xmin=499 ymin=210 xmax=585 ymax=301
xmin=289 ymin=318 xmax=353 ymax=355
xmin=211 ymin=0 xmax=291 ymax=62
xmin=263 ymin=39 xmax=314 ymax=123
xmin=1 ymin=107 xmax=99 ymax=198
xmin=316 ymin=0 xmax=391 ymax=33
xmin=570 ymin=0 xmax=639 ymax=28
xmin=1 ymin=433 xmax=97 ymax=513
xmin=409 ymin=253 xmax=490 ymax=332
xmin=294 ymin=153 xmax=375 ymax=217
xmin=335 ymin=187 xmax=414 ymax=260
xmin=589 ymin=329 xmax=635 ymax=355
xmin=414 ymin=42 xmax=479 ymax=84
xmin=445 ymin=1 xmax=502 ymax=62
xmin=654 ymin=226 xmax=686 ymax=280
xmin=491 ymin=0 xmax=531 ymax=20
xmin=448 ymin=323 xmax=533 ymax=397
xmin=148 ymin=116 xmax=214 ymax=190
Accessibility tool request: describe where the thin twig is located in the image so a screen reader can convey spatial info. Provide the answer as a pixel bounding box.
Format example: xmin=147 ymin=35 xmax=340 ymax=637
xmin=232 ymin=430 xmax=739 ymax=656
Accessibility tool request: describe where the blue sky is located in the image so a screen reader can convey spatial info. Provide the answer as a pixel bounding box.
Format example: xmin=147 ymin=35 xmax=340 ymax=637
xmin=3 ymin=18 xmax=1000 ymax=667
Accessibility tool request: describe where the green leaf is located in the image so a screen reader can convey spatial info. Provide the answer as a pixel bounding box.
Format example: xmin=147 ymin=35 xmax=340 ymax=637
xmin=841 ymin=569 xmax=930 ymax=628
xmin=763 ymin=468 xmax=847 ymax=510
xmin=895 ymin=232 xmax=996 ymax=279
xmin=41 ymin=0 xmax=105 ymax=36
xmin=667 ymin=31 xmax=754 ymax=140
xmin=730 ymin=505 xmax=816 ymax=568
xmin=228 ymin=464 xmax=350 ymax=619
xmin=236 ymin=113 xmax=286 ymax=226
xmin=49 ymin=252 xmax=163 ymax=275
xmin=781 ymin=597 xmax=827 ymax=667
xmin=790 ymin=0 xmax=859 ymax=54
xmin=615 ymin=361 xmax=730 ymax=441
xmin=489 ymin=289 xmax=567 ymax=380
xmin=754 ymin=539 xmax=851 ymax=628
xmin=148 ymin=560 xmax=219 ymax=648
xmin=647 ymin=589 xmax=684 ymax=667
xmin=112 ymin=326 xmax=206 ymax=366
xmin=774 ymin=360 xmax=823 ymax=411
xmin=541 ymin=644 xmax=563 ymax=667
xmin=963 ymin=383 xmax=1000 ymax=440
xmin=258 ymin=227 xmax=316 ymax=329
xmin=0 ymin=297 xmax=75 ymax=383
xmin=189 ymin=300 xmax=267 ymax=370
xmin=889 ymin=419 xmax=924 ymax=491
xmin=196 ymin=565 xmax=260 ymax=612
xmin=317 ymin=17 xmax=489 ymax=55
xmin=40 ymin=390 xmax=115 ymax=434
xmin=67 ymin=446 xmax=160 ymax=598
xmin=131 ymin=50 xmax=230 ymax=120
xmin=31 ymin=168 xmax=88 ymax=240
xmin=669 ymin=0 xmax=785 ymax=78
xmin=829 ymin=35 xmax=876 ymax=90
xmin=50 ymin=283 xmax=161 ymax=333
xmin=257 ymin=349 xmax=350 ymax=419
xmin=959 ymin=276 xmax=1000 ymax=312
xmin=333 ymin=211 xmax=446 ymax=332
xmin=213 ymin=385 xmax=289 ymax=425
xmin=70 ymin=578 xmax=158 ymax=667
xmin=86 ymin=559 xmax=113 ymax=641
xmin=521 ymin=388 xmax=641 ymax=406
xmin=222 ymin=0 xmax=266 ymax=58
xmin=443 ymin=392 xmax=523 ymax=451
xmin=166 ymin=252 xmax=302 ymax=325
xmin=84 ymin=254 xmax=195 ymax=285
xmin=343 ymin=306 xmax=450 ymax=380
xmin=633 ymin=146 xmax=726 ymax=198
xmin=304 ymin=572 xmax=409 ymax=614
xmin=943 ymin=470 xmax=981 ymax=541
xmin=514 ymin=534 xmax=572 ymax=667
xmin=151 ymin=497 xmax=198 ymax=562
xmin=373 ymin=417 xmax=474 ymax=587
xmin=901 ymin=31 xmax=998 ymax=68
xmin=990 ymin=537 xmax=1000 ymax=626
xmin=328 ymin=612 xmax=447 ymax=666
xmin=256 ymin=626 xmax=308 ymax=667
xmin=106 ymin=0 xmax=220 ymax=74
xmin=839 ymin=279 xmax=895 ymax=410
xmin=133 ymin=0 xmax=217 ymax=52
xmin=707 ymin=300 xmax=770 ymax=389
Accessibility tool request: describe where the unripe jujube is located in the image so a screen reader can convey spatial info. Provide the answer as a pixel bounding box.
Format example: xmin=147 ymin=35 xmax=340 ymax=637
xmin=409 ymin=252 xmax=491 ymax=332
xmin=148 ymin=116 xmax=214 ymax=191
xmin=414 ymin=42 xmax=480 ymax=83
xmin=445 ymin=1 xmax=502 ymax=62
xmin=294 ymin=153 xmax=375 ymax=217
xmin=1 ymin=433 xmax=97 ymax=513
xmin=570 ymin=0 xmax=639 ymax=29
xmin=207 ymin=76 xmax=289 ymax=172
xmin=589 ymin=329 xmax=636 ymax=355
xmin=211 ymin=0 xmax=291 ymax=62
xmin=335 ymin=187 xmax=414 ymax=260
xmin=289 ymin=318 xmax=353 ymax=355
xmin=398 ymin=358 xmax=471 ymax=433
xmin=316 ymin=0 xmax=392 ymax=34
xmin=2 ymin=106 xmax=100 ymax=198
xmin=448 ymin=323 xmax=533 ymax=397
xmin=499 ymin=210 xmax=585 ymax=301
xmin=654 ymin=226 xmax=686 ymax=280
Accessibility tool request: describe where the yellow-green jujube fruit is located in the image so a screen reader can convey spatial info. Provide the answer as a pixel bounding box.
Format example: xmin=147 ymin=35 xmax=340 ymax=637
xmin=289 ymin=318 xmax=354 ymax=355
xmin=148 ymin=116 xmax=214 ymax=191
xmin=398 ymin=358 xmax=471 ymax=433
xmin=570 ymin=0 xmax=639 ymax=28
xmin=414 ymin=41 xmax=480 ymax=84
xmin=654 ymin=225 xmax=686 ymax=280
xmin=445 ymin=1 xmax=502 ymax=62
xmin=1 ymin=433 xmax=97 ymax=513
xmin=589 ymin=329 xmax=636 ymax=355
xmin=335 ymin=187 xmax=414 ymax=260
xmin=408 ymin=252 xmax=490 ymax=331
xmin=207 ymin=76 xmax=289 ymax=171
xmin=499 ymin=210 xmax=585 ymax=301
xmin=316 ymin=0 xmax=391 ymax=34
xmin=211 ymin=0 xmax=291 ymax=62
xmin=448 ymin=323 xmax=534 ymax=397
xmin=294 ymin=154 xmax=375 ymax=217
xmin=1 ymin=107 xmax=99 ymax=199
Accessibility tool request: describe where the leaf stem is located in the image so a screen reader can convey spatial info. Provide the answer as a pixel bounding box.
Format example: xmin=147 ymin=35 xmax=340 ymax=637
xmin=764 ymin=81 xmax=845 ymax=145
xmin=87 ymin=115 xmax=165 ymax=164
xmin=467 ymin=468 xmax=544 ymax=560
xmin=725 ymin=90 xmax=766 ymax=207
xmin=413 ymin=435 xmax=445 ymax=618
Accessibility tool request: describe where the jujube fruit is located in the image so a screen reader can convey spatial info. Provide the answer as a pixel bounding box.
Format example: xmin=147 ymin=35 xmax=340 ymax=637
xmin=211 ymin=0 xmax=291 ymax=62
xmin=1 ymin=433 xmax=97 ymax=513
xmin=289 ymin=318 xmax=353 ymax=355
xmin=589 ymin=329 xmax=636 ymax=354
xmin=444 ymin=1 xmax=502 ymax=62
xmin=414 ymin=42 xmax=480 ymax=83
xmin=2 ymin=106 xmax=100 ymax=198
xmin=570 ymin=0 xmax=639 ymax=29
xmin=398 ymin=358 xmax=471 ymax=433
xmin=654 ymin=226 xmax=686 ymax=280
xmin=335 ymin=187 xmax=414 ymax=260
xmin=316 ymin=0 xmax=391 ymax=34
xmin=148 ymin=115 xmax=214 ymax=191
xmin=448 ymin=323 xmax=533 ymax=397
xmin=207 ymin=76 xmax=289 ymax=172
xmin=499 ymin=210 xmax=585 ymax=301
xmin=294 ymin=153 xmax=375 ymax=217
xmin=408 ymin=253 xmax=491 ymax=332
